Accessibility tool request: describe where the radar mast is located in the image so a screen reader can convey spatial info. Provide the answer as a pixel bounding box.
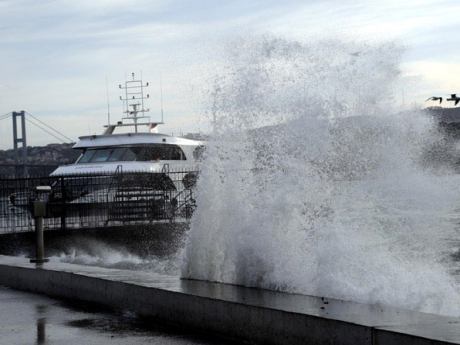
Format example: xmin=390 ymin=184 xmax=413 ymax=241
xmin=119 ymin=72 xmax=150 ymax=133
xmin=103 ymin=73 xmax=164 ymax=135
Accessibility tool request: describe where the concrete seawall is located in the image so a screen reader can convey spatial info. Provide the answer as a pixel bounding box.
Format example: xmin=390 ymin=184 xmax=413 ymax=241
xmin=0 ymin=255 xmax=459 ymax=345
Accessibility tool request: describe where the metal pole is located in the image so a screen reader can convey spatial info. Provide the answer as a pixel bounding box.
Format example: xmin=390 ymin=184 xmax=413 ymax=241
xmin=34 ymin=214 xmax=45 ymax=262
xmin=30 ymin=186 xmax=50 ymax=264
xmin=30 ymin=209 xmax=48 ymax=264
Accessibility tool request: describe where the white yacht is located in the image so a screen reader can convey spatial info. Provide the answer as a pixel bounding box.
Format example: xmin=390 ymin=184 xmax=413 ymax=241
xmin=51 ymin=73 xmax=204 ymax=176
xmin=45 ymin=74 xmax=203 ymax=221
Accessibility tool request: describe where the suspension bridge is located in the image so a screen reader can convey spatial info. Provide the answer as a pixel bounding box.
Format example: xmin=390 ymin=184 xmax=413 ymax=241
xmin=0 ymin=110 xmax=74 ymax=178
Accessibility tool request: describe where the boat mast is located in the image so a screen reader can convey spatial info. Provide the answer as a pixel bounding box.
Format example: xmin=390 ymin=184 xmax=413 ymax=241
xmin=105 ymin=76 xmax=111 ymax=127
xmin=119 ymin=72 xmax=150 ymax=133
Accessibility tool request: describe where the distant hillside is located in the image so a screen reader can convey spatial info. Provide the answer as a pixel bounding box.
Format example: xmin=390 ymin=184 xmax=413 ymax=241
xmin=0 ymin=143 xmax=79 ymax=177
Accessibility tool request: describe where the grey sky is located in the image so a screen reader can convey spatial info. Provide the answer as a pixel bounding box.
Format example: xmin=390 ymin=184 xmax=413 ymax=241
xmin=0 ymin=0 xmax=459 ymax=148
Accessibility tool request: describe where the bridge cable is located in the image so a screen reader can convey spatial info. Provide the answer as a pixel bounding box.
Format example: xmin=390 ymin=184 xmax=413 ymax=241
xmin=25 ymin=117 xmax=70 ymax=143
xmin=25 ymin=112 xmax=74 ymax=142
xmin=0 ymin=112 xmax=12 ymax=121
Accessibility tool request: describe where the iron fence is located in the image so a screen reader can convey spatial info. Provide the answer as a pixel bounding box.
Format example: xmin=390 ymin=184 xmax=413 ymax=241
xmin=0 ymin=169 xmax=198 ymax=233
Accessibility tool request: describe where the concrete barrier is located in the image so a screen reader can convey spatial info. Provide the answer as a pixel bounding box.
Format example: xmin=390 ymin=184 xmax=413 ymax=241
xmin=0 ymin=255 xmax=459 ymax=345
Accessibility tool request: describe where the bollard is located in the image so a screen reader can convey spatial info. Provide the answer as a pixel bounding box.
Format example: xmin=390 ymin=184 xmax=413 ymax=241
xmin=30 ymin=186 xmax=51 ymax=264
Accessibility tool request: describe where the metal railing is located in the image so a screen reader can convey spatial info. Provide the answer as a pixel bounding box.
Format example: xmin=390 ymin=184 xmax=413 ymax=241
xmin=0 ymin=169 xmax=198 ymax=233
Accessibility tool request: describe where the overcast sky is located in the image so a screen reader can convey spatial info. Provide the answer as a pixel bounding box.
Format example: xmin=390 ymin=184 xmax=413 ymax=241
xmin=0 ymin=0 xmax=459 ymax=149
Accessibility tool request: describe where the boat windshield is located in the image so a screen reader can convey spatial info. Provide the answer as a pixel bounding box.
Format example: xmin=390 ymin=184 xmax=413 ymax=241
xmin=76 ymin=145 xmax=186 ymax=163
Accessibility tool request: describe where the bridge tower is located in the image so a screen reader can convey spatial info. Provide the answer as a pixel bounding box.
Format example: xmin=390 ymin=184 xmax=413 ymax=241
xmin=12 ymin=110 xmax=27 ymax=178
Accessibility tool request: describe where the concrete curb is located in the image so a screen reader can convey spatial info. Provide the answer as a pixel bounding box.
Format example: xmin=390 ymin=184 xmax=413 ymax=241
xmin=0 ymin=256 xmax=458 ymax=345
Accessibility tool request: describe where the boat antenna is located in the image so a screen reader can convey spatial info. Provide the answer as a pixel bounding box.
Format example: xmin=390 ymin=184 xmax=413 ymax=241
xmin=160 ymin=76 xmax=164 ymax=124
xmin=105 ymin=76 xmax=111 ymax=126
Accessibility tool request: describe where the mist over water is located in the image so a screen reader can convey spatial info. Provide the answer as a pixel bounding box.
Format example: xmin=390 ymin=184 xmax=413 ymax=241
xmin=182 ymin=37 xmax=460 ymax=315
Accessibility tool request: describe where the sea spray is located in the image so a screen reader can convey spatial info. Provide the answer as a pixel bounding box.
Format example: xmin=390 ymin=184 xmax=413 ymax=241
xmin=182 ymin=37 xmax=460 ymax=315
xmin=49 ymin=239 xmax=181 ymax=274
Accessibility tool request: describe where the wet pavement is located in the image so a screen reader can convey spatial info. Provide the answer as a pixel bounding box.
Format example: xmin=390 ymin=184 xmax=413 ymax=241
xmin=0 ymin=286 xmax=235 ymax=345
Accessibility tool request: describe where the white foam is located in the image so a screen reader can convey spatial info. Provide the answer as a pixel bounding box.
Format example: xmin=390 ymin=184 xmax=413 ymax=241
xmin=49 ymin=240 xmax=180 ymax=275
xmin=181 ymin=37 xmax=460 ymax=316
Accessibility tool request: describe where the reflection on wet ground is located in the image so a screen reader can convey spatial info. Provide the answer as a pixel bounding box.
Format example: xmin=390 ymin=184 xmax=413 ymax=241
xmin=0 ymin=286 xmax=237 ymax=345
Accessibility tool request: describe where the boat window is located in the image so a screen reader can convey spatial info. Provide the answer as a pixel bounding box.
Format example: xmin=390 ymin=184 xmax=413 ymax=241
xmin=135 ymin=145 xmax=186 ymax=161
xmin=77 ymin=144 xmax=186 ymax=163
xmin=107 ymin=148 xmax=127 ymax=162
xmin=121 ymin=147 xmax=137 ymax=161
xmin=77 ymin=149 xmax=96 ymax=163
xmin=91 ymin=149 xmax=112 ymax=162
xmin=170 ymin=146 xmax=184 ymax=160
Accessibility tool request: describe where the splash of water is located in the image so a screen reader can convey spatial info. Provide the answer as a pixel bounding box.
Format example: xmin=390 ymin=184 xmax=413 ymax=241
xmin=49 ymin=239 xmax=180 ymax=275
xmin=182 ymin=37 xmax=460 ymax=316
